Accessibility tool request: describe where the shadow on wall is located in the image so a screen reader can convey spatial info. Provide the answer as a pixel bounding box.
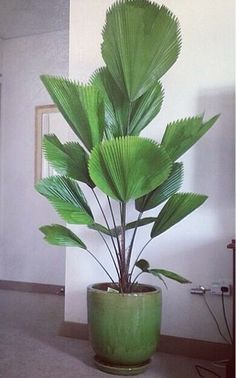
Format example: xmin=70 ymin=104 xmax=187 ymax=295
xmin=194 ymin=88 xmax=235 ymax=233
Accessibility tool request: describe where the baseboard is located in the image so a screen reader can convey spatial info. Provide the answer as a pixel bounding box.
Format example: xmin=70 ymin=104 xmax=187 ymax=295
xmin=59 ymin=321 xmax=232 ymax=361
xmin=1 ymin=280 xmax=232 ymax=361
xmin=59 ymin=321 xmax=88 ymax=340
xmin=158 ymin=334 xmax=231 ymax=361
xmin=0 ymin=279 xmax=64 ymax=295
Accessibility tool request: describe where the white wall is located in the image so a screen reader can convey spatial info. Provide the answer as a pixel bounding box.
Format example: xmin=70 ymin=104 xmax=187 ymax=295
xmin=66 ymin=0 xmax=235 ymax=343
xmin=0 ymin=38 xmax=3 ymax=75
xmin=0 ymin=30 xmax=69 ymax=285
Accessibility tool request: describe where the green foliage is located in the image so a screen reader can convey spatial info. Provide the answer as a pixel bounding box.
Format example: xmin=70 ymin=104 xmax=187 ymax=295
xmin=91 ymin=67 xmax=164 ymax=137
xmin=41 ymin=75 xmax=105 ymax=151
xmin=89 ymin=218 xmax=157 ymax=237
xmin=136 ymin=259 xmax=150 ymax=272
xmin=161 ymin=115 xmax=219 ymax=161
xmin=37 ymin=0 xmax=219 ymax=293
xmin=40 ymin=224 xmax=86 ymax=248
xmin=102 ymin=0 xmax=181 ymax=100
xmin=43 ymin=134 xmax=94 ymax=187
xmin=35 ymin=176 xmax=94 ymax=225
xmin=124 ymin=217 xmax=156 ymax=232
xmin=88 ymin=223 xmax=113 ymax=236
xmin=136 ymin=162 xmax=183 ymax=212
xmin=88 ymin=136 xmax=172 ymax=201
xmin=149 ymin=269 xmax=191 ymax=284
xmin=151 ymin=193 xmax=207 ymax=238
xmin=135 ymin=259 xmax=191 ymax=285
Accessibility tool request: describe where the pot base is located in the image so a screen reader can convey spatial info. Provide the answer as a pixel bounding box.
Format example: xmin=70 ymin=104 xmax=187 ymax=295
xmin=94 ymin=355 xmax=151 ymax=376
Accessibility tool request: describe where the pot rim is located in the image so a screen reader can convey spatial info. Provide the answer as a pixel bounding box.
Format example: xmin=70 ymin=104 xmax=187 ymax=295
xmin=87 ymin=282 xmax=161 ymax=296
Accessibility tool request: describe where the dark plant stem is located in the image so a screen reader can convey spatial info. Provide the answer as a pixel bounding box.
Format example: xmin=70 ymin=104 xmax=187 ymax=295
xmin=130 ymin=271 xmax=143 ymax=290
xmin=92 ymin=189 xmax=121 ymax=272
xmin=129 ymin=238 xmax=152 ymax=281
xmin=120 ymin=201 xmax=127 ymax=292
xmin=97 ymin=230 xmax=120 ymax=281
xmin=126 ymin=102 xmax=132 ymax=134
xmin=127 ymin=211 xmax=143 ymax=282
xmin=107 ymin=196 xmax=121 ymax=256
xmin=86 ymin=249 xmax=115 ymax=284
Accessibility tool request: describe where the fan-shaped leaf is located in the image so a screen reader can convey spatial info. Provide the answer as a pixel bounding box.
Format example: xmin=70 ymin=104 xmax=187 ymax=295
xmin=110 ymin=217 xmax=157 ymax=236
xmin=41 ymin=75 xmax=105 ymax=151
xmin=135 ymin=259 xmax=168 ymax=287
xmin=136 ymin=162 xmax=183 ymax=211
xmin=149 ymin=269 xmax=191 ymax=284
xmin=161 ymin=114 xmax=219 ymax=161
xmin=90 ymin=217 xmax=156 ymax=237
xmin=135 ymin=259 xmax=150 ymax=272
xmin=135 ymin=260 xmax=190 ymax=285
xmin=91 ymin=67 xmax=128 ymax=138
xmin=35 ymin=176 xmax=94 ymax=224
xmin=125 ymin=217 xmax=156 ymax=232
xmin=89 ymin=136 xmax=172 ymax=201
xmin=102 ymin=0 xmax=181 ymax=100
xmin=151 ymin=193 xmax=207 ymax=238
xmin=43 ymin=135 xmax=94 ymax=187
xmin=91 ymin=67 xmax=164 ymax=137
xmin=129 ymin=81 xmax=164 ymax=135
xmin=88 ymin=223 xmax=113 ymax=236
xmin=40 ymin=224 xmax=86 ymax=248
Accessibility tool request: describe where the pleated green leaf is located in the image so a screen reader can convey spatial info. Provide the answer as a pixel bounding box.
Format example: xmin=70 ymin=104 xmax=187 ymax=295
xmin=124 ymin=217 xmax=156 ymax=232
xmin=129 ymin=81 xmax=164 ymax=135
xmin=42 ymin=135 xmax=94 ymax=187
xmin=89 ymin=217 xmax=156 ymax=237
xmin=110 ymin=217 xmax=157 ymax=236
xmin=91 ymin=67 xmax=128 ymax=138
xmin=88 ymin=223 xmax=113 ymax=236
xmin=102 ymin=0 xmax=181 ymax=101
xmin=135 ymin=259 xmax=190 ymax=285
xmin=41 ymin=75 xmax=105 ymax=151
xmin=91 ymin=67 xmax=164 ymax=137
xmin=40 ymin=224 xmax=86 ymax=249
xmin=149 ymin=269 xmax=191 ymax=284
xmin=135 ymin=259 xmax=150 ymax=272
xmin=136 ymin=162 xmax=183 ymax=212
xmin=88 ymin=136 xmax=172 ymax=201
xmin=161 ymin=114 xmax=219 ymax=161
xmin=35 ymin=176 xmax=94 ymax=224
xmin=135 ymin=259 xmax=167 ymax=288
xmin=151 ymin=193 xmax=207 ymax=238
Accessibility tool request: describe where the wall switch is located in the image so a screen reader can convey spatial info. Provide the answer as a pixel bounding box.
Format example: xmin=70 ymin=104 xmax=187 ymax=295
xmin=211 ymin=281 xmax=231 ymax=296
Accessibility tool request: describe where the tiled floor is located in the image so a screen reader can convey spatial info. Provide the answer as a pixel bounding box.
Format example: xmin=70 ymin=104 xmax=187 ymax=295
xmin=0 ymin=289 xmax=225 ymax=378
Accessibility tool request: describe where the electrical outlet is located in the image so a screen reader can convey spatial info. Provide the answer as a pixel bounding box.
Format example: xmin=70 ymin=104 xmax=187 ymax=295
xmin=211 ymin=281 xmax=231 ymax=296
xmin=190 ymin=285 xmax=210 ymax=295
xmin=191 ymin=287 xmax=205 ymax=295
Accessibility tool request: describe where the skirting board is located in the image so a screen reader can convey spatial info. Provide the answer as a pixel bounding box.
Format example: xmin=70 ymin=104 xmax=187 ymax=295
xmin=59 ymin=321 xmax=232 ymax=361
xmin=0 ymin=280 xmax=231 ymax=361
xmin=0 ymin=279 xmax=65 ymax=295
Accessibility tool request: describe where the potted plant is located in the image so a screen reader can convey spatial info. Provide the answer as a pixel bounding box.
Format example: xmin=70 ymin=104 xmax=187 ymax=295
xmin=36 ymin=0 xmax=219 ymax=375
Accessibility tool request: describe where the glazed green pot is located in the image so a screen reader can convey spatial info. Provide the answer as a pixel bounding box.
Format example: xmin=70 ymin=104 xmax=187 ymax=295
xmin=87 ymin=283 xmax=162 ymax=375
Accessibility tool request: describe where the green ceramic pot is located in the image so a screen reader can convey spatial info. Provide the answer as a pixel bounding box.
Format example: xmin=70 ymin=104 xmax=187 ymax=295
xmin=87 ymin=283 xmax=162 ymax=375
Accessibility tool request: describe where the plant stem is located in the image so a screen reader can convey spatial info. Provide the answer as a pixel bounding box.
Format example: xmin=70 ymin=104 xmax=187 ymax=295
xmin=129 ymin=238 xmax=152 ymax=280
xmin=126 ymin=101 xmax=132 ymax=135
xmin=97 ymin=230 xmax=120 ymax=281
xmin=120 ymin=201 xmax=127 ymax=292
xmin=107 ymin=196 xmax=121 ymax=255
xmin=92 ymin=189 xmax=119 ymax=251
xmin=127 ymin=211 xmax=143 ymax=281
xmin=86 ymin=249 xmax=115 ymax=284
xmin=130 ymin=271 xmax=143 ymax=290
xmin=92 ymin=188 xmax=122 ymax=277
